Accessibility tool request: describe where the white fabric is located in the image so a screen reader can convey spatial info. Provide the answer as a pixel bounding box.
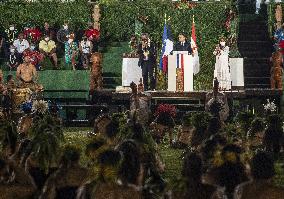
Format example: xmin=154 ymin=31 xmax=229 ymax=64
xmin=164 ymin=39 xmax=173 ymax=56
xmin=122 ymin=58 xmax=142 ymax=86
xmin=213 ymin=46 xmax=231 ymax=90
xmin=168 ymin=54 xmax=194 ymax=92
xmin=13 ymin=39 xmax=29 ymax=53
xmin=229 ymin=58 xmax=244 ymax=87
xmin=191 ymin=38 xmax=200 ymax=75
xmin=80 ymin=40 xmax=91 ymax=54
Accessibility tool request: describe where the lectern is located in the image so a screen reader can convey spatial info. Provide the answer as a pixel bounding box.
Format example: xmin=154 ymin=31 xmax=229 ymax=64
xmin=168 ymin=53 xmax=194 ymax=92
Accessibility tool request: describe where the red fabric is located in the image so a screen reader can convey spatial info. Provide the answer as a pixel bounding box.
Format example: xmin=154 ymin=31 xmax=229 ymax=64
xmin=181 ymin=54 xmax=184 ymax=91
xmin=23 ymin=49 xmax=43 ymax=66
xmin=279 ymin=41 xmax=284 ymax=55
xmin=24 ymin=28 xmax=42 ymax=43
xmin=191 ymin=22 xmax=197 ymax=47
xmin=85 ymin=28 xmax=100 ymax=40
xmin=162 ymin=56 xmax=168 ymax=73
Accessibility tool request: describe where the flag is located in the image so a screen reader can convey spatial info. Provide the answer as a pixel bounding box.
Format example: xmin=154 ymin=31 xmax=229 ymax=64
xmin=159 ymin=23 xmax=173 ymax=73
xmin=191 ymin=17 xmax=200 ymax=74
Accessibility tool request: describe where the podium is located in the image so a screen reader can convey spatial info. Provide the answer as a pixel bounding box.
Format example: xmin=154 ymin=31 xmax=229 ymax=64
xmin=122 ymin=58 xmax=142 ymax=86
xmin=168 ymin=54 xmax=194 ymax=92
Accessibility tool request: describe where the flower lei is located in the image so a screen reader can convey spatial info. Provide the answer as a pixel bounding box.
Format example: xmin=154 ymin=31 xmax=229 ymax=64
xmin=5 ymin=28 xmax=18 ymax=43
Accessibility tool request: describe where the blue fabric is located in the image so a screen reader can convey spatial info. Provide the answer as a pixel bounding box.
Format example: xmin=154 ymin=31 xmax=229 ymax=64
xmin=274 ymin=28 xmax=284 ymax=43
xmin=159 ymin=23 xmax=172 ymax=70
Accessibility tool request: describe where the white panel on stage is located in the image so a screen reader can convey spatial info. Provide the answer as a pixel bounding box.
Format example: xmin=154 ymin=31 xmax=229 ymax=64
xmin=122 ymin=58 xmax=142 ymax=86
xmin=168 ymin=55 xmax=194 ymax=92
xmin=229 ymin=58 xmax=244 ymax=88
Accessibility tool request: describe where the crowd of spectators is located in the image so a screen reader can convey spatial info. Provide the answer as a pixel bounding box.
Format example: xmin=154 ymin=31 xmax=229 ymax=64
xmin=0 ymin=22 xmax=99 ymax=71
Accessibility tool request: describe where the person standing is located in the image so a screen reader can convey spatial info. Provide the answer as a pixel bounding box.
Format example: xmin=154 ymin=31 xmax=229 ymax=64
xmin=213 ymin=38 xmax=231 ymax=90
xmin=137 ymin=33 xmax=156 ymax=91
xmin=79 ymin=36 xmax=93 ymax=69
xmin=173 ymin=32 xmax=193 ymax=54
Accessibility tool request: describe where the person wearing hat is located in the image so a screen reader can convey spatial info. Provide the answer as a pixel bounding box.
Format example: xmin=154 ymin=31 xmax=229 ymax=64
xmin=79 ymin=36 xmax=93 ymax=69
xmin=173 ymin=32 xmax=193 ymax=54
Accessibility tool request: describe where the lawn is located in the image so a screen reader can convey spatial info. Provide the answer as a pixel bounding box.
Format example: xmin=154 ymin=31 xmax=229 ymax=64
xmin=63 ymin=128 xmax=284 ymax=188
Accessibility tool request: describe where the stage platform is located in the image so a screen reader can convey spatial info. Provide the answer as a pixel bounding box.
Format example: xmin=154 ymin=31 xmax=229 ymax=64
xmin=97 ymin=89 xmax=282 ymax=101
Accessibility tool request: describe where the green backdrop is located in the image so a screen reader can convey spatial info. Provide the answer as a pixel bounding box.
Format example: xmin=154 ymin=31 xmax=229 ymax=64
xmin=0 ymin=0 xmax=234 ymax=90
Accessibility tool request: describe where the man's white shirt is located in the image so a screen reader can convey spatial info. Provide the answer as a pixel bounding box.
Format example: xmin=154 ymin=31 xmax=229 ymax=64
xmin=13 ymin=39 xmax=30 ymax=53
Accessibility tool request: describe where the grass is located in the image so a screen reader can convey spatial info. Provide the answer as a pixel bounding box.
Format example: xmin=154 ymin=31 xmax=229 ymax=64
xmin=63 ymin=128 xmax=284 ymax=187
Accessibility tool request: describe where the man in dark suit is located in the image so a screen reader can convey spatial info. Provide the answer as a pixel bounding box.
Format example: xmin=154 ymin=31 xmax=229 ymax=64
xmin=137 ymin=33 xmax=156 ymax=91
xmin=173 ymin=32 xmax=193 ymax=54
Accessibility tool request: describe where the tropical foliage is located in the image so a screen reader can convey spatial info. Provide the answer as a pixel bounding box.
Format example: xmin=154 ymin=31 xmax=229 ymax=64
xmin=0 ymin=0 xmax=236 ymax=89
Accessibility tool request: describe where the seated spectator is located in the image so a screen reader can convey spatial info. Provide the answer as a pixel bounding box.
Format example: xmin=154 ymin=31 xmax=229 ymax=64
xmin=0 ymin=157 xmax=36 ymax=199
xmin=170 ymin=152 xmax=224 ymax=199
xmin=23 ymin=44 xmax=44 ymax=70
xmin=212 ymin=144 xmax=248 ymax=199
xmin=263 ymin=114 xmax=283 ymax=155
xmin=39 ymin=35 xmax=58 ymax=68
xmin=13 ymin=33 xmax=30 ymax=63
xmin=76 ymin=149 xmax=122 ymax=199
xmin=57 ymin=22 xmax=70 ymax=44
xmin=78 ymin=144 xmax=143 ymax=199
xmin=42 ymin=22 xmax=56 ymax=41
xmin=40 ymin=145 xmax=89 ymax=199
xmin=0 ymin=33 xmax=9 ymax=62
xmin=93 ymin=114 xmax=112 ymax=135
xmin=8 ymin=45 xmax=19 ymax=70
xmin=6 ymin=74 xmax=16 ymax=90
xmin=65 ymin=33 xmax=79 ymax=70
xmin=23 ymin=25 xmax=42 ymax=44
xmin=16 ymin=55 xmax=37 ymax=85
xmin=234 ymin=151 xmax=284 ymax=199
xmin=79 ymin=36 xmax=93 ymax=69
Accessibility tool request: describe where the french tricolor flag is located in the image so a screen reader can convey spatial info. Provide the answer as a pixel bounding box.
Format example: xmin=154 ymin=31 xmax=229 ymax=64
xmin=159 ymin=23 xmax=173 ymax=73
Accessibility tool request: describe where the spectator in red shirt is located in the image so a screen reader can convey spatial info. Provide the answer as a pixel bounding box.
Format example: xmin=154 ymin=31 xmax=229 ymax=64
xmin=23 ymin=44 xmax=43 ymax=70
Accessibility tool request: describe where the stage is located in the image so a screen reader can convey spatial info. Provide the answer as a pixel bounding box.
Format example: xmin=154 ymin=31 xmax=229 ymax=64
xmin=45 ymin=88 xmax=281 ymax=126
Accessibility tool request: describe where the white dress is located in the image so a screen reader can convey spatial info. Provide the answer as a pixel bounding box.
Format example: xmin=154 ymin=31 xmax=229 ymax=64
xmin=213 ymin=46 xmax=231 ymax=90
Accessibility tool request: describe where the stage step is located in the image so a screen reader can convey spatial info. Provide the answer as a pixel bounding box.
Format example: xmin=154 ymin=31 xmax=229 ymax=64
xmin=237 ymin=2 xmax=272 ymax=89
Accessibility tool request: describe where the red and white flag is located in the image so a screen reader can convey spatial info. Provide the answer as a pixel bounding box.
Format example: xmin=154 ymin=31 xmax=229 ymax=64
xmin=191 ymin=16 xmax=200 ymax=74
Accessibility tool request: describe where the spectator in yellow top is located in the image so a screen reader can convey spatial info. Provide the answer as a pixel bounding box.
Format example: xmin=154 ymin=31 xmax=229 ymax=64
xmin=39 ymin=35 xmax=58 ymax=69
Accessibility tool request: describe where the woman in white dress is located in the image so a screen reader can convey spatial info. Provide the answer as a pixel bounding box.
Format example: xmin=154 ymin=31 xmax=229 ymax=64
xmin=213 ymin=38 xmax=231 ymax=90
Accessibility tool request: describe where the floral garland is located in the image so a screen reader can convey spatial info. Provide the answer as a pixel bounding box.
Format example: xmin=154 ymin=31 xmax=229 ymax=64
xmin=5 ymin=27 xmax=18 ymax=43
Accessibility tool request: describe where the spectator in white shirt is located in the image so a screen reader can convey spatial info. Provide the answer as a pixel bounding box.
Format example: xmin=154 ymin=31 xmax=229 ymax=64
xmin=79 ymin=36 xmax=93 ymax=69
xmin=13 ymin=33 xmax=30 ymax=63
